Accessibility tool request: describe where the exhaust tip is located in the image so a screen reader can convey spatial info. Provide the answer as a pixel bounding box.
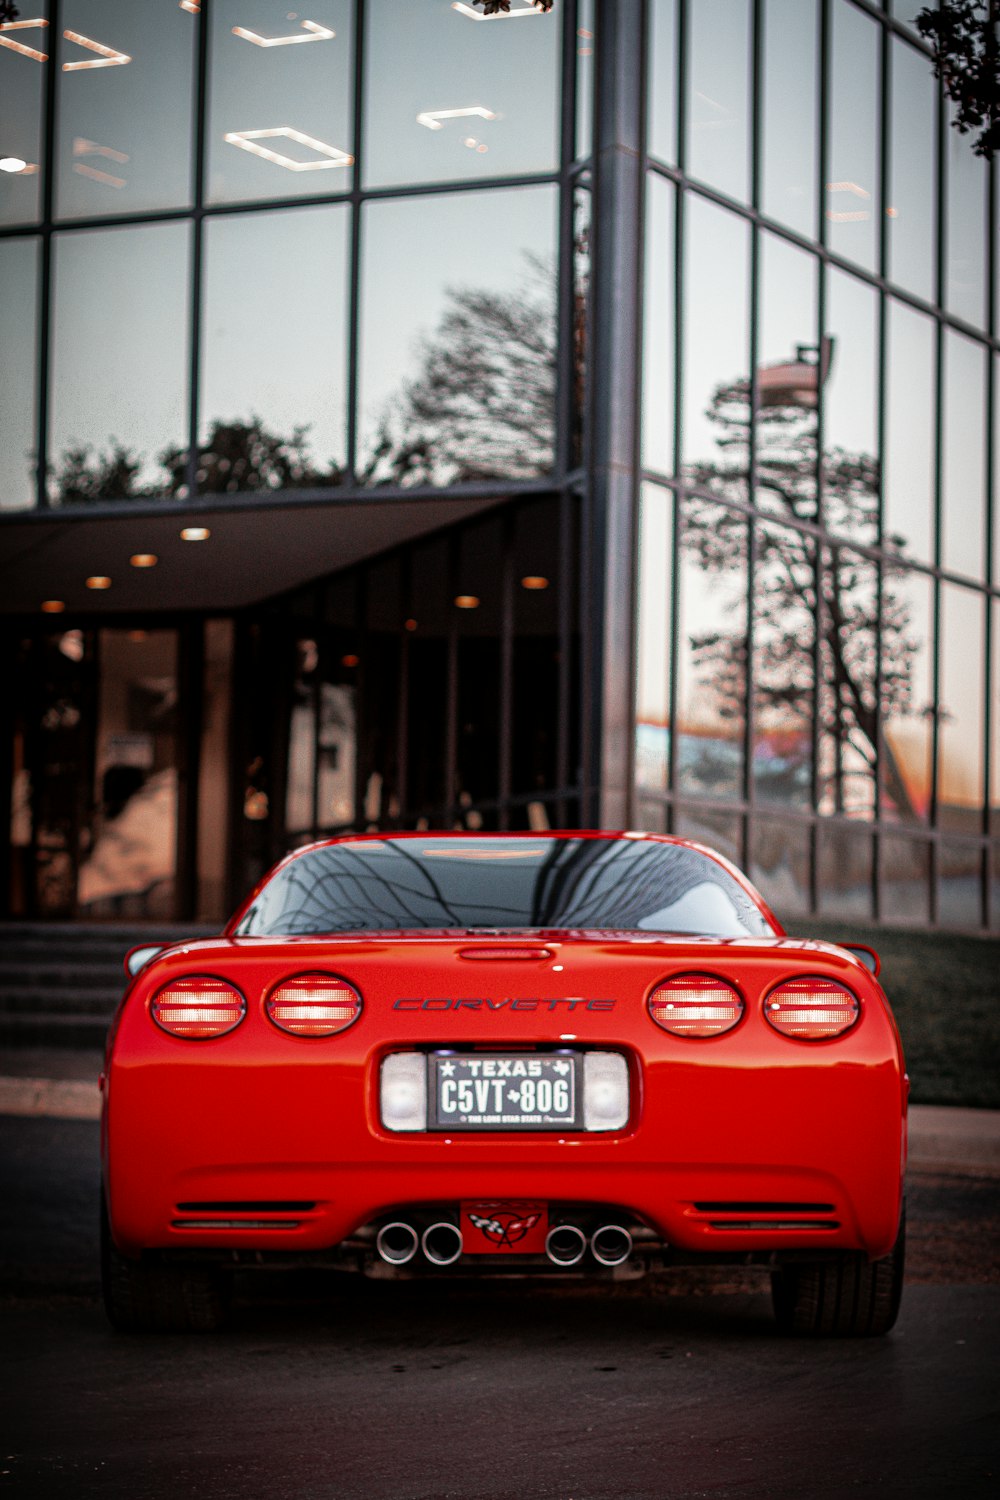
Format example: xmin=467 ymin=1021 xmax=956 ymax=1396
xmin=376 ymin=1221 xmax=419 ymax=1265
xmin=545 ymin=1223 xmax=587 ymax=1267
xmin=591 ymin=1224 xmax=633 ymax=1267
xmin=422 ymin=1221 xmax=463 ymax=1266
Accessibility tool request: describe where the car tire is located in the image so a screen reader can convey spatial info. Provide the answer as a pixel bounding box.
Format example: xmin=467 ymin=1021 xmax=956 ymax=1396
xmin=770 ymin=1209 xmax=905 ymax=1337
xmin=101 ymin=1193 xmax=230 ymax=1333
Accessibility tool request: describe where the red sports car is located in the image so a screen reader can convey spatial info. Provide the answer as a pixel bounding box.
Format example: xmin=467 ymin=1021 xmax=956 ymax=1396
xmin=100 ymin=830 xmax=907 ymax=1335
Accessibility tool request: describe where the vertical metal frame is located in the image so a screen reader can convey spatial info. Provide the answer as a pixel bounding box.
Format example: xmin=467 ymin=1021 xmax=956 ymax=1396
xmin=34 ymin=0 xmax=60 ymax=510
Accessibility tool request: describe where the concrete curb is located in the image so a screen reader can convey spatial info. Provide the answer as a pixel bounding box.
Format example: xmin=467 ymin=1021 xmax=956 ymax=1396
xmin=1 ymin=1072 xmax=998 ymax=1178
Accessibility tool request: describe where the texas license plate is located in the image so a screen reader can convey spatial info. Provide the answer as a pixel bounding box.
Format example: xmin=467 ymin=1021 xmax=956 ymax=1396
xmin=429 ymin=1052 xmax=579 ymax=1130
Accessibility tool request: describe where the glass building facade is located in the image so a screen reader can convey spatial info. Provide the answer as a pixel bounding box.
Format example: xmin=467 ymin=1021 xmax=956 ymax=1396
xmin=0 ymin=1 xmax=997 ymax=933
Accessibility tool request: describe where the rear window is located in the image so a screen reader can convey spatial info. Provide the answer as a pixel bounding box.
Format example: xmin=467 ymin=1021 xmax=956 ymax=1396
xmin=234 ymin=837 xmax=774 ymax=938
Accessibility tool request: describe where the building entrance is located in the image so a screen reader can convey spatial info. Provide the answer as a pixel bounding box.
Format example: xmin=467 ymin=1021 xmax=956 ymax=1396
xmin=10 ymin=627 xmax=181 ymax=921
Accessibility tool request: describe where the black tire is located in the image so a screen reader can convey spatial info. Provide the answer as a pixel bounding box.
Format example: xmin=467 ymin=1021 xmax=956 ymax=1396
xmin=101 ymin=1192 xmax=230 ymax=1333
xmin=771 ymin=1210 xmax=905 ymax=1337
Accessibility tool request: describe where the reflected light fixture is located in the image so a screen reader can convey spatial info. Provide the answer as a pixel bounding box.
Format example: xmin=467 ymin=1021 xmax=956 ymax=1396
xmin=404 ymin=618 xmax=418 ymax=632
xmin=416 ymin=106 xmax=497 ymax=132
xmin=341 ymin=653 xmax=359 ymax=668
xmin=62 ymin=30 xmax=131 ymax=70
xmin=41 ymin=599 xmax=65 ymax=614
xmin=521 ymin=575 xmax=549 ymax=590
xmin=825 ymin=180 xmax=871 ymax=224
xmin=0 ymin=18 xmax=49 ymax=63
xmin=179 ymin=2 xmax=201 ymax=13
xmin=452 ymin=3 xmax=544 ymax=18
xmin=224 ymin=127 xmax=353 ymax=171
xmin=130 ymin=553 xmax=158 ymax=568
xmin=180 ymin=526 xmax=210 ymax=541
xmin=85 ymin=575 xmax=112 ymax=590
xmin=0 ymin=157 xmax=28 ymax=174
xmin=73 ymin=136 xmax=129 ymax=189
xmin=232 ymin=19 xmax=335 ymax=47
xmin=454 ymin=595 xmax=480 ymax=609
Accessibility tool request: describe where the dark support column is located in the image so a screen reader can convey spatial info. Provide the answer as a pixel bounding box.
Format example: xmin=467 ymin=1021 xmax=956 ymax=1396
xmin=176 ymin=619 xmax=204 ymax=921
xmin=587 ymin=0 xmax=645 ymax=829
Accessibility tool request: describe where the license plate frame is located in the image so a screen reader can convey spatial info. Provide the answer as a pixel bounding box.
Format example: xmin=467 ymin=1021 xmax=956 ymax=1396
xmin=428 ymin=1052 xmax=581 ymax=1131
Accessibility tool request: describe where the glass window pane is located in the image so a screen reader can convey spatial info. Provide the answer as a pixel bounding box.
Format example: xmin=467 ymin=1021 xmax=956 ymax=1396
xmin=887 ymin=36 xmax=936 ymax=302
xmin=359 ymin=185 xmax=557 ymax=484
xmin=826 ymin=0 xmax=880 ymax=273
xmin=647 ymin=0 xmax=677 ymax=167
xmin=0 ymin=237 xmax=39 ymax=511
xmin=946 ymin=101 xmax=988 ymax=329
xmin=823 ymin=268 xmax=879 ymax=548
xmin=938 ymin=841 xmax=983 ymax=929
xmin=200 ymin=205 xmax=349 ymax=494
xmin=635 ymin=483 xmax=673 ymax=798
xmin=881 ymin=832 xmax=930 ymax=926
xmin=995 ymin=358 xmax=1000 ymax=587
xmin=757 ymin=233 xmax=819 ymax=522
xmin=881 ymin=568 xmax=933 ymax=824
xmin=0 ymin=1 xmax=46 ymax=226
xmin=285 ymin=634 xmax=318 ymax=835
xmin=818 ymin=546 xmax=877 ymax=818
xmin=685 ymin=0 xmax=750 ymax=203
xmin=753 ymin=521 xmax=814 ymax=807
xmin=682 ymin=196 xmax=750 ymax=499
xmin=884 ymin=300 xmax=935 ymax=564
xmin=677 ymin=498 xmax=746 ymax=800
xmin=817 ymin=823 xmax=873 ymax=920
xmin=937 ymin=584 xmax=984 ymax=834
xmin=576 ymin=0 xmax=595 ymax=159
xmin=642 ymin=174 xmax=675 ymax=477
xmin=761 ymin=0 xmax=818 ymax=238
xmin=941 ymin=330 xmax=987 ymax=581
xmin=49 ymin=223 xmax=191 ymax=503
xmin=675 ymin=807 xmax=742 ymax=868
xmin=207 ymin=0 xmax=353 ymax=206
xmin=750 ymin=816 xmax=811 ymax=921
xmin=363 ymin=0 xmax=560 ymax=190
xmin=56 ymin=0 xmax=195 ymax=219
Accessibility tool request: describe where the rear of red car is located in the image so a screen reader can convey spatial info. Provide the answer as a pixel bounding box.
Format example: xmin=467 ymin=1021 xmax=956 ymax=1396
xmin=101 ymin=832 xmax=907 ymax=1335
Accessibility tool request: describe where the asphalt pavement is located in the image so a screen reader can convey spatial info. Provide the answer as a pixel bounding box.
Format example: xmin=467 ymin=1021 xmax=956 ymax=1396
xmin=0 ymin=1112 xmax=997 ymax=1500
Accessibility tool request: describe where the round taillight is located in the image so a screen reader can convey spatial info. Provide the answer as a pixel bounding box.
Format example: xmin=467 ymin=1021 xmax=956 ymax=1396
xmin=648 ymin=974 xmax=744 ymax=1037
xmin=764 ymin=977 xmax=860 ymax=1040
xmin=151 ymin=977 xmax=246 ymax=1039
xmin=265 ymin=973 xmax=363 ymax=1037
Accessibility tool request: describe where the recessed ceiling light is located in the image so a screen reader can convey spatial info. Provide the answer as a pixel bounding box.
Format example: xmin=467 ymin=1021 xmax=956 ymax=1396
xmin=41 ymin=599 xmax=65 ymax=613
xmin=86 ymin=575 xmax=111 ymax=590
xmin=180 ymin=526 xmax=210 ymax=541
xmin=454 ymin=594 xmax=480 ymax=609
xmin=0 ymin=156 xmax=28 ymax=174
xmin=0 ymin=18 xmax=49 ymax=64
xmin=130 ymin=553 xmax=158 ymax=568
xmin=232 ymin=19 xmax=335 ymax=47
xmin=521 ymin=575 xmax=549 ymax=590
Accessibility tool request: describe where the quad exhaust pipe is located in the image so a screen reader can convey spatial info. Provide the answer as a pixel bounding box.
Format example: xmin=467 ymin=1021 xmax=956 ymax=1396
xmin=590 ymin=1224 xmax=633 ymax=1266
xmin=375 ymin=1217 xmax=633 ymax=1269
xmin=376 ymin=1221 xmax=419 ymax=1265
xmin=545 ymin=1224 xmax=587 ymax=1266
xmin=421 ymin=1221 xmax=464 ymax=1266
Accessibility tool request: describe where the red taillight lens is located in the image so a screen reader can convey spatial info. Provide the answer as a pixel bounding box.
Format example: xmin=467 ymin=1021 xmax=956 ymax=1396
xmin=151 ymin=977 xmax=246 ymax=1039
xmin=764 ymin=978 xmax=860 ymax=1040
xmin=265 ymin=974 xmax=362 ymax=1037
xmin=648 ymin=974 xmax=744 ymax=1037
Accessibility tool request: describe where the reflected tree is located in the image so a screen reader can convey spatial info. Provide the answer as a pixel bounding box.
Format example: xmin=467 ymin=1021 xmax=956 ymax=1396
xmin=161 ymin=418 xmax=344 ymax=495
xmin=360 ymin=254 xmax=558 ymax=487
xmin=684 ymin=377 xmax=922 ymax=820
xmin=50 ymin=417 xmax=344 ymax=503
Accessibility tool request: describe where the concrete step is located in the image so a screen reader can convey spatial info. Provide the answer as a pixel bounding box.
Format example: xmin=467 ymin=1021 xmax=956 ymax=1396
xmin=0 ymin=989 xmax=121 ymax=1017
xmin=0 ymin=964 xmax=130 ymax=991
xmin=0 ymin=1012 xmax=110 ymax=1049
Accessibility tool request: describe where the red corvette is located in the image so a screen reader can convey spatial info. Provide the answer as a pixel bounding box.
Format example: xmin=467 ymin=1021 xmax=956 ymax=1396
xmin=100 ymin=831 xmax=907 ymax=1336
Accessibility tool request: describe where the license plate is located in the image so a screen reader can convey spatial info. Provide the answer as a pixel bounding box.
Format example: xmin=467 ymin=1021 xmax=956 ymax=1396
xmin=429 ymin=1052 xmax=579 ymax=1131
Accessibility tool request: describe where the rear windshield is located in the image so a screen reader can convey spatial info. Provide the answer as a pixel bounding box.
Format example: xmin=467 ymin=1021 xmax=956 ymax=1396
xmin=234 ymin=837 xmax=774 ymax=939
